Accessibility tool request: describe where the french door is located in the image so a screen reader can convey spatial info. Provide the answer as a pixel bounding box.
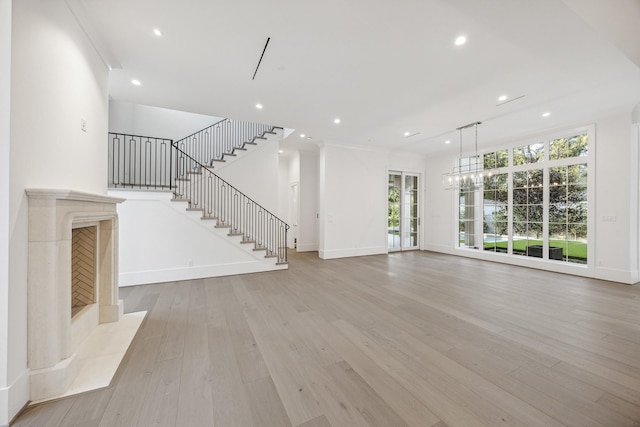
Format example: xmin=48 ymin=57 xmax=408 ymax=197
xmin=388 ymin=171 xmax=419 ymax=251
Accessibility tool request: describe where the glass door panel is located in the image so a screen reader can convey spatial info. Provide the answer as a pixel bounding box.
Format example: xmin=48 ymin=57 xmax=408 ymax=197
xmin=388 ymin=172 xmax=419 ymax=251
xmin=388 ymin=173 xmax=401 ymax=250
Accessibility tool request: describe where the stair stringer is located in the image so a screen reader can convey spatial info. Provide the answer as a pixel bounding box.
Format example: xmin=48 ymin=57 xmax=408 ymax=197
xmin=208 ymin=127 xmax=283 ymax=173
xmin=108 ymin=190 xmax=287 ymax=287
xmin=172 ymin=126 xmax=284 ymax=260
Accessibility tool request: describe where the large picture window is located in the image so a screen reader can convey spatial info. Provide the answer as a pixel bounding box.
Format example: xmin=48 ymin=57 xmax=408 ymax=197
xmin=457 ymin=130 xmax=590 ymax=265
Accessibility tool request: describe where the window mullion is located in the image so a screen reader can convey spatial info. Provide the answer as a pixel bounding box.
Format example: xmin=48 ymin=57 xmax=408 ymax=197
xmin=543 ymin=166 xmax=550 ymax=260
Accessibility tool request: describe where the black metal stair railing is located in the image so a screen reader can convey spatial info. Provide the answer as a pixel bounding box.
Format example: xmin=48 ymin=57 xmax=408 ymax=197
xmin=107 ymin=119 xmax=289 ymax=264
xmin=176 ymin=118 xmax=276 ymax=166
xmin=173 ymin=143 xmax=289 ymax=264
xmin=108 ymin=133 xmax=174 ymax=190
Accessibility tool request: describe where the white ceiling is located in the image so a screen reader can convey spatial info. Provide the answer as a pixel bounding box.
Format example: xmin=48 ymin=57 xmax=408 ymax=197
xmin=75 ymin=0 xmax=640 ymax=155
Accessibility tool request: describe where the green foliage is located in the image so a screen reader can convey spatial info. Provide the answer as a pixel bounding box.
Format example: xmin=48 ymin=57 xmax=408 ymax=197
xmin=483 ymin=150 xmax=508 ymax=169
xmin=485 ymin=239 xmax=587 ymax=261
xmin=514 ymin=143 xmax=544 ymax=165
xmin=550 ymin=134 xmax=588 ymax=160
xmin=388 ymin=186 xmax=400 ymax=228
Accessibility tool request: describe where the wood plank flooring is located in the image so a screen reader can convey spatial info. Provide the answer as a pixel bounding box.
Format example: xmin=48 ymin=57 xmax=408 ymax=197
xmin=12 ymin=251 xmax=640 ymax=426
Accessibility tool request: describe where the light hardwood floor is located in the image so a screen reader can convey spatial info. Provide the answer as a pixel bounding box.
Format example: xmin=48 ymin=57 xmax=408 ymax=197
xmin=12 ymin=251 xmax=640 ymax=426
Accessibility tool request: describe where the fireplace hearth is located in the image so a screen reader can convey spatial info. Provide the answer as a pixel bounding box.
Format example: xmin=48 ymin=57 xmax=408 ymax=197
xmin=26 ymin=189 xmax=125 ymax=401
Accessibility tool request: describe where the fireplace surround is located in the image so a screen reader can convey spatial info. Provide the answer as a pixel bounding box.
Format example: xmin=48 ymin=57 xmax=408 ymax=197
xmin=26 ymin=189 xmax=125 ymax=401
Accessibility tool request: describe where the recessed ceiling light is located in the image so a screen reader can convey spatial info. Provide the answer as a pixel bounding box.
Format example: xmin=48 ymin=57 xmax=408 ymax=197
xmin=445 ymin=140 xmax=451 ymax=144
xmin=334 ymin=118 xmax=341 ymax=124
xmin=306 ymin=136 xmax=312 ymax=140
xmin=404 ymin=131 xmax=411 ymax=137
xmin=300 ymin=133 xmax=305 ymax=138
xmin=542 ymin=112 xmax=551 ymax=117
xmin=278 ymin=150 xmax=283 ymax=154
xmin=455 ymin=35 xmax=467 ymax=46
xmin=131 ymin=79 xmax=141 ymax=86
xmin=153 ymin=28 xmax=162 ymax=37
xmin=498 ymin=95 xmax=508 ymax=102
xmin=255 ymin=103 xmax=263 ymax=109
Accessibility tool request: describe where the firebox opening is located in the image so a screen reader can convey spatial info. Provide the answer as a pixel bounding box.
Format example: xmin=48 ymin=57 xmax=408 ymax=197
xmin=71 ymin=225 xmax=97 ymax=318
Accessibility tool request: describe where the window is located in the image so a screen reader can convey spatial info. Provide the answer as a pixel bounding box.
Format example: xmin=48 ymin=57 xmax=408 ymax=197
xmin=549 ymin=164 xmax=588 ymax=263
xmin=458 ymin=156 xmax=482 ymax=249
xmin=512 ymin=169 xmax=543 ymax=257
xmin=483 ymin=150 xmax=508 ymax=169
xmin=514 ymin=142 xmax=544 ymax=165
xmin=550 ymin=134 xmax=588 ymax=160
xmin=457 ymin=130 xmax=590 ymax=265
xmin=483 ymin=173 xmax=508 ymax=253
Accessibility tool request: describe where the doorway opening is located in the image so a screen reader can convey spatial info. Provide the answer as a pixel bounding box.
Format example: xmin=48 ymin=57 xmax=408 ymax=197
xmin=388 ymin=171 xmax=419 ymax=251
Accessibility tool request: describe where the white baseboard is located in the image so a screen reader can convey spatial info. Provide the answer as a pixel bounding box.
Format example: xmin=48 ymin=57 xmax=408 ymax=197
xmin=0 ymin=368 xmax=29 ymax=427
xmin=119 ymin=261 xmax=287 ymax=286
xmin=594 ymin=266 xmax=637 ymax=284
xmin=319 ymin=246 xmax=386 ymax=260
xmin=423 ymin=244 xmax=637 ymax=285
xmin=296 ymin=243 xmax=318 ymax=252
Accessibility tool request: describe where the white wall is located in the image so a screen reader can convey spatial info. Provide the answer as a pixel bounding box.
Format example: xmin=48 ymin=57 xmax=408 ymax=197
xmin=277 ymin=152 xmax=299 ymax=248
xmin=424 ymin=111 xmax=640 ymax=284
xmin=109 ymin=191 xmax=284 ymax=286
xmin=298 ymin=150 xmax=319 ymax=252
xmin=593 ymin=113 xmax=634 ymax=282
xmin=109 ymin=100 xmax=224 ymax=141
xmin=278 ymin=154 xmax=291 ymax=224
xmin=633 ymin=106 xmax=640 ymax=283
xmin=214 ymin=131 xmax=280 ymax=213
xmin=424 ymin=151 xmax=457 ymax=252
xmin=0 ymin=1 xmax=11 ymax=425
xmin=5 ymin=0 xmax=110 ymax=423
xmin=318 ymin=143 xmax=426 ymax=259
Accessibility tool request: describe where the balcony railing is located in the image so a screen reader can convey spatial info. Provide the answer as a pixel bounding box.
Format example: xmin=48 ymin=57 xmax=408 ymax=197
xmin=108 ymin=133 xmax=174 ymax=190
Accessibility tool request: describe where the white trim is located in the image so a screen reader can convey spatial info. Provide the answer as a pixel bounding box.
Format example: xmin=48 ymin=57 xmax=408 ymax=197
xmin=0 ymin=368 xmax=29 ymax=427
xmin=319 ymin=246 xmax=387 ymax=260
xmin=422 ymin=246 xmax=635 ymax=284
xmin=25 ymin=188 xmax=125 ymax=204
xmin=454 ymin=125 xmax=593 ymax=271
xmin=296 ymin=243 xmax=318 ymax=252
xmin=0 ymin=2 xmax=12 ymax=423
xmin=630 ymin=123 xmax=640 ymax=284
xmin=63 ymin=0 xmax=121 ymax=70
xmin=119 ymin=261 xmax=287 ymax=287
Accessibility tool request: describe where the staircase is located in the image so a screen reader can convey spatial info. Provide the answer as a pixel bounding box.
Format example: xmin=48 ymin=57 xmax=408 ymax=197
xmin=108 ymin=118 xmax=289 ymax=269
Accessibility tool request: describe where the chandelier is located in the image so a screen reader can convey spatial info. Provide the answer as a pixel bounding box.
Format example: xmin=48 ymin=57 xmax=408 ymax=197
xmin=441 ymin=121 xmax=500 ymax=190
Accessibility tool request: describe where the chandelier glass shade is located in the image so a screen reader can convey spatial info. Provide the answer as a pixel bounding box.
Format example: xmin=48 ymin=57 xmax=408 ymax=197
xmin=442 ymin=121 xmax=501 ymax=190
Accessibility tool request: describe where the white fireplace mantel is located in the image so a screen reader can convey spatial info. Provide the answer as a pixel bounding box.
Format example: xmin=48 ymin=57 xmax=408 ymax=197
xmin=26 ymin=188 xmax=125 ymax=401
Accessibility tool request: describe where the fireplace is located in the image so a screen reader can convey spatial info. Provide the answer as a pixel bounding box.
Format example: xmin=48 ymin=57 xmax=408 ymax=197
xmin=72 ymin=226 xmax=97 ymax=317
xmin=26 ymin=189 xmax=125 ymax=401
